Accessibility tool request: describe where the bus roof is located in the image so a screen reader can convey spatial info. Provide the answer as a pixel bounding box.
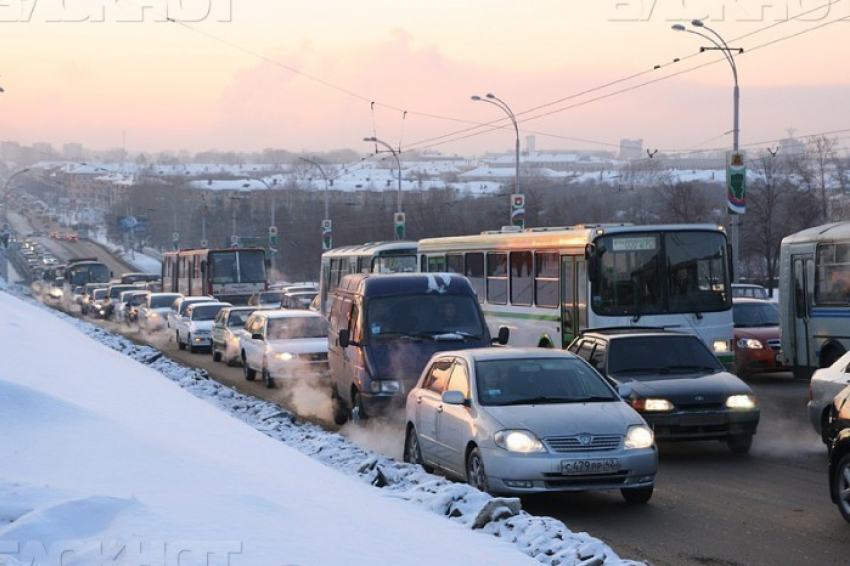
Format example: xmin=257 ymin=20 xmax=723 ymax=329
xmin=321 ymin=241 xmax=417 ymax=257
xmin=418 ymin=223 xmax=726 ymax=252
xmin=781 ymin=221 xmax=850 ymax=245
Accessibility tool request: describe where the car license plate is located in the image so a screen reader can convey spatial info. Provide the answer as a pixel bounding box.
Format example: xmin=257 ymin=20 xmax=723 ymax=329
xmin=561 ymin=458 xmax=619 ymax=475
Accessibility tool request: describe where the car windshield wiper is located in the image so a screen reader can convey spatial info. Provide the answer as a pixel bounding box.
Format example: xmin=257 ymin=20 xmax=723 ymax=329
xmin=502 ymin=396 xmax=576 ymax=405
xmin=665 ymin=364 xmax=720 ymax=373
xmin=612 ymin=367 xmax=662 ymax=375
xmin=372 ymin=331 xmax=424 ymax=341
xmin=573 ymin=395 xmax=617 ymax=403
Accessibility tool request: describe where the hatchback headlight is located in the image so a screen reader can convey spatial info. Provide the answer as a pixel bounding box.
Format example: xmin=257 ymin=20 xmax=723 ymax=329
xmin=494 ymin=430 xmax=545 ymax=453
xmin=370 ymin=380 xmax=400 ymax=394
xmin=736 ymin=338 xmax=763 ymax=350
xmin=632 ymin=398 xmax=674 ymax=412
xmin=624 ymin=425 xmax=654 ymax=449
xmin=726 ymin=394 xmax=757 ymax=410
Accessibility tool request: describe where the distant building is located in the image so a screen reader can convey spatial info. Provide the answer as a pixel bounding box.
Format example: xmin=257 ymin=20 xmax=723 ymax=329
xmin=619 ymin=139 xmax=643 ymax=160
xmin=32 ymin=142 xmax=56 ymax=160
xmin=779 ymin=137 xmax=806 ymax=160
xmin=63 ymin=143 xmax=85 ymax=161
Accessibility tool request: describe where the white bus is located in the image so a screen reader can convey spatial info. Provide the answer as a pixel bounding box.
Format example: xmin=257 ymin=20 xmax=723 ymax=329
xmin=779 ymin=221 xmax=850 ymax=379
xmin=318 ymin=241 xmax=418 ymax=315
xmin=418 ymin=224 xmax=734 ymax=365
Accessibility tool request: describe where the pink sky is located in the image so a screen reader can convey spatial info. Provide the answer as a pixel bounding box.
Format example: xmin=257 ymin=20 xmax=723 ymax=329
xmin=1 ymin=1 xmax=848 ymax=157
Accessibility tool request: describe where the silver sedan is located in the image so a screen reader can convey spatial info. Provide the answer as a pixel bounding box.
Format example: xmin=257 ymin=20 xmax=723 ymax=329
xmin=404 ymin=348 xmax=658 ymax=503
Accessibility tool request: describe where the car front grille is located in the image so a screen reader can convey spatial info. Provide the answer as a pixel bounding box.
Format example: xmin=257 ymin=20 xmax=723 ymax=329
xmin=544 ymin=434 xmax=623 ymax=453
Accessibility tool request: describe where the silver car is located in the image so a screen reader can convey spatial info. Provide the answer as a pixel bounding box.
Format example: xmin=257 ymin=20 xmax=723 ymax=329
xmin=808 ymin=350 xmax=850 ymax=443
xmin=404 ymin=348 xmax=658 ymax=503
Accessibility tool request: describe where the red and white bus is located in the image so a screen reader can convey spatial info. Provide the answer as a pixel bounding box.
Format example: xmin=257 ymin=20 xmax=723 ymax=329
xmin=162 ymin=248 xmax=268 ymax=305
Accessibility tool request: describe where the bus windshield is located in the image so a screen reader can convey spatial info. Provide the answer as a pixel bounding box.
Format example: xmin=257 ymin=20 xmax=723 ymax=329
xmin=210 ymin=250 xmax=267 ymax=284
xmin=591 ymin=230 xmax=730 ymax=316
xmin=66 ymin=263 xmax=111 ymax=285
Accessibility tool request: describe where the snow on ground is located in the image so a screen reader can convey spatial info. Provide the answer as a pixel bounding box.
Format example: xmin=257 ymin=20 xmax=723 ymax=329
xmin=0 ymin=278 xmax=646 ymax=566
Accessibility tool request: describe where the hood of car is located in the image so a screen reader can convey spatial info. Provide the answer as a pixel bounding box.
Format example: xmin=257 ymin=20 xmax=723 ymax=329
xmin=189 ymin=320 xmax=215 ymax=331
xmin=618 ymin=371 xmax=751 ymax=403
xmin=734 ymin=326 xmax=779 ymax=341
xmin=266 ymin=337 xmax=328 ymax=354
xmin=484 ymin=401 xmax=644 ymax=438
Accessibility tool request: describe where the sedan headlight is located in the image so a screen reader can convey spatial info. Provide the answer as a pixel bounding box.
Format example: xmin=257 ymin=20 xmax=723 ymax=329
xmin=624 ymin=425 xmax=654 ymax=449
xmin=726 ymin=394 xmax=757 ymax=410
xmin=736 ymin=338 xmax=763 ymax=350
xmin=494 ymin=430 xmax=545 ymax=453
xmin=632 ymin=398 xmax=675 ymax=412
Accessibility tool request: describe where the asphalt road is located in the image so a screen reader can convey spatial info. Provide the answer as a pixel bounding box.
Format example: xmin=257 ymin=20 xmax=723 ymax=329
xmin=93 ymin=310 xmax=849 ymax=565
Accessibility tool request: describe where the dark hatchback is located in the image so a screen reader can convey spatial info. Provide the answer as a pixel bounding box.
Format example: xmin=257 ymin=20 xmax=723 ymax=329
xmin=568 ymin=328 xmax=760 ymax=453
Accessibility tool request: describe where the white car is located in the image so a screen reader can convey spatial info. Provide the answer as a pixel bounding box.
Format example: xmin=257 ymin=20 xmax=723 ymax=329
xmin=239 ymin=310 xmax=329 ymax=389
xmin=211 ymin=306 xmax=261 ymax=366
xmin=166 ymin=296 xmax=217 ymax=339
xmin=808 ymin=350 xmax=850 ymax=443
xmin=176 ymin=302 xmax=231 ymax=353
xmin=137 ymin=292 xmax=182 ymax=332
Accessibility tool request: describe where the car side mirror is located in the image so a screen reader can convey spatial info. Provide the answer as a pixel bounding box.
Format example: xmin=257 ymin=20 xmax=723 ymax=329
xmin=338 ymin=328 xmax=350 ymax=348
xmin=252 ymin=333 xmax=264 ymax=341
xmin=617 ymin=383 xmax=632 ymax=399
xmin=442 ymin=390 xmax=467 ymax=405
xmin=492 ymin=326 xmax=510 ymax=346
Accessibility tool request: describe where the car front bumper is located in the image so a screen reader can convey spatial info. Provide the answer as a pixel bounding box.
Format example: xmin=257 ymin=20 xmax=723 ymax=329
xmin=646 ymin=410 xmax=760 ymax=441
xmin=481 ymin=445 xmax=658 ymax=495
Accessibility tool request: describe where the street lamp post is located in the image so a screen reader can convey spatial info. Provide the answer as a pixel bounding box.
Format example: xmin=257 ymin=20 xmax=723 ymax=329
xmin=673 ymin=19 xmax=744 ymax=280
xmin=242 ymin=177 xmax=279 ymax=272
xmin=471 ymin=93 xmax=524 ymax=229
xmin=3 ymin=168 xmax=30 ymax=228
xmin=299 ymin=157 xmax=333 ymax=250
xmin=363 ymin=136 xmax=405 ymax=240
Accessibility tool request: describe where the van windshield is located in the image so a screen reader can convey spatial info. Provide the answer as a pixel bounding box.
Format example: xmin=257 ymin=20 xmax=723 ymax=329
xmin=367 ymin=295 xmax=487 ymax=341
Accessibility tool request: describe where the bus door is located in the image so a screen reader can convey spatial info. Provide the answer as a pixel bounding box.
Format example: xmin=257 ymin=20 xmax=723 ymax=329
xmin=560 ymin=255 xmax=586 ymax=348
xmin=791 ymin=254 xmax=815 ymax=375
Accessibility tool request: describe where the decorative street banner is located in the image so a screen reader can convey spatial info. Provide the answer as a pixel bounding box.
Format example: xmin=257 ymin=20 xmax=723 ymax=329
xmin=727 ymin=151 xmax=747 ymax=215
xmin=511 ymin=194 xmax=525 ymax=229
xmin=394 ymin=212 xmax=406 ymax=241
xmin=322 ymin=219 xmax=333 ymax=250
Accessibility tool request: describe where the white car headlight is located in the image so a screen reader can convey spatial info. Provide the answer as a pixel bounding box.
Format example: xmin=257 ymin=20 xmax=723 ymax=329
xmin=274 ymin=352 xmax=295 ymax=362
xmin=736 ymin=338 xmax=763 ymax=350
xmin=632 ymin=398 xmax=674 ymax=412
xmin=494 ymin=430 xmax=545 ymax=453
xmin=713 ymin=339 xmax=730 ymax=353
xmin=726 ymin=394 xmax=757 ymax=410
xmin=624 ymin=425 xmax=654 ymax=450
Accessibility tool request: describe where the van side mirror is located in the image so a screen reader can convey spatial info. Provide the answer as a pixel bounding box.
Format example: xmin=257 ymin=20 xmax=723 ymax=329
xmin=338 ymin=328 xmax=350 ymax=348
xmin=493 ymin=326 xmax=510 ymax=346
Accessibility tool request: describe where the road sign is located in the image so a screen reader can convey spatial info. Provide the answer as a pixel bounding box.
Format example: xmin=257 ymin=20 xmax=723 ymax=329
xmin=172 ymin=232 xmax=179 ymax=242
xmin=200 ymin=239 xmax=208 ymax=248
xmin=269 ymin=226 xmax=278 ymax=246
xmin=230 ymin=234 xmax=239 ymax=248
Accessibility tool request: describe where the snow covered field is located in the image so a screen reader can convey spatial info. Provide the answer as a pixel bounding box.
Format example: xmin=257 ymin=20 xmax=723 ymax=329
xmin=0 ymin=278 xmax=645 ymax=566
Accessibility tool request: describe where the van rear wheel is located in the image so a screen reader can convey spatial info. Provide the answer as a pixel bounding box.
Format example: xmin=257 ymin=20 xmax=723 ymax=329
xmin=331 ymin=387 xmax=349 ymax=425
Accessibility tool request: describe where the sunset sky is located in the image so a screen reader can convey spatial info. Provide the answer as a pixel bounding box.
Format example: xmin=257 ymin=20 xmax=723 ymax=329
xmin=1 ymin=0 xmax=848 ymax=158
